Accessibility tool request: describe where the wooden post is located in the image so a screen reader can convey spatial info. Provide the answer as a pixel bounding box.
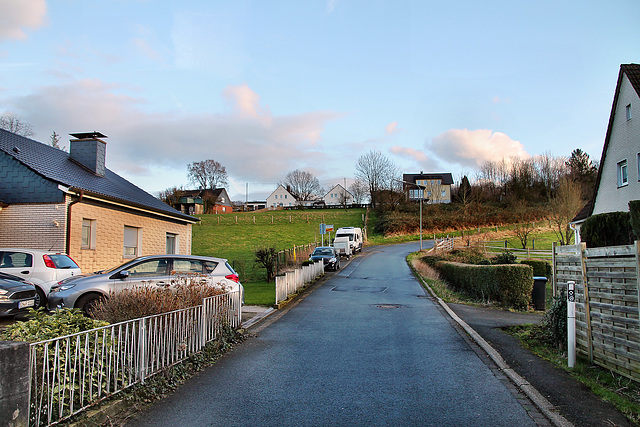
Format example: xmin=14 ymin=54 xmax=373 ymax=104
xmin=580 ymin=242 xmax=593 ymax=362
xmin=635 ymin=241 xmax=640 ymax=338
xmin=217 ymin=216 xmax=220 ymax=224
xmin=271 ymin=216 xmax=274 ymax=224
xmin=235 ymin=216 xmax=238 ymax=224
xmin=552 ymin=242 xmax=557 ymax=296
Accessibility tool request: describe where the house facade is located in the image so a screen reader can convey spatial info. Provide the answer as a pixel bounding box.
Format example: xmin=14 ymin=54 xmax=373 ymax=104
xmin=572 ymin=64 xmax=640 ymax=242
xmin=323 ymin=184 xmax=354 ymax=206
xmin=0 ymin=130 xmax=198 ymax=272
xmin=266 ymin=185 xmax=296 ymax=208
xmin=172 ymin=188 xmax=233 ymax=215
xmin=402 ymin=172 xmax=453 ymax=204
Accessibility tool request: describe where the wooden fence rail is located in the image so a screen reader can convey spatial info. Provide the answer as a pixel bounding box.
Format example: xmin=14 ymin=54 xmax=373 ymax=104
xmin=553 ymin=242 xmax=640 ymax=382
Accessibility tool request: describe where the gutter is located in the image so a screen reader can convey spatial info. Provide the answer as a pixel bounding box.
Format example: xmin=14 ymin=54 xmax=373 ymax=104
xmin=66 ymin=189 xmax=83 ymax=254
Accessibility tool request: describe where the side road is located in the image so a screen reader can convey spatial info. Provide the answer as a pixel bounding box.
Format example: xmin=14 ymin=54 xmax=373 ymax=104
xmin=243 ymin=250 xmax=634 ymax=427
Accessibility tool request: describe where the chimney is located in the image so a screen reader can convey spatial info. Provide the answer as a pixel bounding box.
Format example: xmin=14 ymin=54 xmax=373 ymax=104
xmin=69 ymin=132 xmax=107 ymax=176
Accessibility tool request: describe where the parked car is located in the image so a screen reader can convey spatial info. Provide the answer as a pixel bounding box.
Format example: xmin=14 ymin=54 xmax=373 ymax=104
xmin=310 ymin=247 xmax=340 ymax=271
xmin=47 ymin=254 xmax=243 ymax=313
xmin=0 ymin=272 xmax=37 ymax=317
xmin=0 ymin=248 xmax=81 ymax=309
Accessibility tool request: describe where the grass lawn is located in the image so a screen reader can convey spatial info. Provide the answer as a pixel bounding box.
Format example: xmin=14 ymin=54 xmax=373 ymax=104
xmin=192 ymin=208 xmax=366 ymax=305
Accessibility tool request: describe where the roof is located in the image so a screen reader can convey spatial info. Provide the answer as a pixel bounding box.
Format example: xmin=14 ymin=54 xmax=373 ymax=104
xmin=0 ymin=129 xmax=198 ymax=223
xmin=572 ymin=63 xmax=640 ymax=221
xmin=324 ymin=183 xmax=353 ymax=197
xmin=403 ymin=172 xmax=454 ymax=185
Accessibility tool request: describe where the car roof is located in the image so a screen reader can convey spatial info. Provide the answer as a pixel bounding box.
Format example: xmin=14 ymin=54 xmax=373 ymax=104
xmin=0 ymin=248 xmax=72 ymax=255
xmin=127 ymin=254 xmax=229 ymax=263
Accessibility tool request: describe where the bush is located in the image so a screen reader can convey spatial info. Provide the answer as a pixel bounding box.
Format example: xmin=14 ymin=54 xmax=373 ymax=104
xmin=491 ymin=251 xmax=517 ymax=265
xmin=543 ymin=290 xmax=567 ymax=349
xmin=0 ymin=308 xmax=108 ymax=342
xmin=581 ymin=211 xmax=634 ymax=247
xmin=89 ymin=278 xmax=228 ymax=323
xmin=630 ymin=200 xmax=640 ymax=239
xmin=435 ymin=261 xmax=533 ymax=309
xmin=520 ymin=259 xmax=552 ymax=277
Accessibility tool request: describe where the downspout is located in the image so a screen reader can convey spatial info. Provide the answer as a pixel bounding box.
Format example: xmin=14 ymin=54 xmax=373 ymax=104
xmin=66 ymin=190 xmax=83 ymax=254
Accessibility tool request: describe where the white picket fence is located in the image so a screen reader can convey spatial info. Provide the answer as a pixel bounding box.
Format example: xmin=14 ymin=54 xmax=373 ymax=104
xmin=29 ymin=291 xmax=242 ymax=427
xmin=275 ymin=261 xmax=324 ymax=304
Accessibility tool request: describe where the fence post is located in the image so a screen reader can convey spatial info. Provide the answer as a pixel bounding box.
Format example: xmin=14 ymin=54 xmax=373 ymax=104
xmin=635 ymin=241 xmax=640 ymax=337
xmin=138 ymin=317 xmax=147 ymax=383
xmin=579 ymin=242 xmax=593 ymax=362
xmin=0 ymin=342 xmax=30 ymax=426
xmin=552 ymin=242 xmax=557 ymax=297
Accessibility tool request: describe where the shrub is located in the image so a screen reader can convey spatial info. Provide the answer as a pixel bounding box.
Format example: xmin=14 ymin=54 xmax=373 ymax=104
xmin=630 ymin=200 xmax=640 ymax=239
xmin=0 ymin=308 xmax=108 ymax=342
xmin=543 ymin=289 xmax=567 ymax=349
xmin=255 ymin=247 xmax=277 ymax=281
xmin=491 ymin=251 xmax=517 ymax=265
xmin=435 ymin=261 xmax=533 ymax=309
xmin=520 ymin=259 xmax=552 ymax=277
xmin=89 ymin=278 xmax=227 ymax=323
xmin=580 ymin=211 xmax=633 ymax=247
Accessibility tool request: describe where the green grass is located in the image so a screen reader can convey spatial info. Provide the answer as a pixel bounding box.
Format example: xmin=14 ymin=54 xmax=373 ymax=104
xmin=191 ymin=208 xmax=366 ymax=305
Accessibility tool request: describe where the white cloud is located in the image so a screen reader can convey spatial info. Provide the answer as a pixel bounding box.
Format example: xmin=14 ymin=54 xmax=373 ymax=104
xmin=0 ymin=0 xmax=47 ymax=41
xmin=428 ymin=128 xmax=529 ymax=168
xmin=6 ymin=80 xmax=342 ymax=186
xmin=385 ymin=121 xmax=399 ymax=135
xmin=327 ymin=0 xmax=338 ymax=14
xmin=390 ymin=146 xmax=439 ymax=171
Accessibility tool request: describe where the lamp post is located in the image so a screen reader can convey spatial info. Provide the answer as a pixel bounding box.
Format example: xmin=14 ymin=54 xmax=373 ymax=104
xmin=396 ymin=179 xmax=428 ymax=251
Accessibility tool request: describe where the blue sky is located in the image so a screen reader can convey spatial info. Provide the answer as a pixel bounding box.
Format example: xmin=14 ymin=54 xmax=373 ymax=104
xmin=1 ymin=0 xmax=638 ymax=201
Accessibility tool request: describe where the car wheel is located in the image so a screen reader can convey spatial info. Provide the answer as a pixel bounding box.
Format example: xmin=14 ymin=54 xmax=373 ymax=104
xmin=76 ymin=294 xmax=104 ymax=317
xmin=34 ymin=287 xmax=46 ymax=309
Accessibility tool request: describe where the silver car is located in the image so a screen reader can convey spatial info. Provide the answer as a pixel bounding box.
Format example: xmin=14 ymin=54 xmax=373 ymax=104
xmin=47 ymin=254 xmax=243 ymax=313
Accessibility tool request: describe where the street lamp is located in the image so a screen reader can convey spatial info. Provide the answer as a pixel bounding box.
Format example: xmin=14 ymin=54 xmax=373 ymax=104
xmin=395 ymin=179 xmax=429 ymax=251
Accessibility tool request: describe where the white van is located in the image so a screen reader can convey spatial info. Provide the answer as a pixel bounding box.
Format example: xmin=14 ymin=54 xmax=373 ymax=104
xmin=335 ymin=227 xmax=363 ymax=253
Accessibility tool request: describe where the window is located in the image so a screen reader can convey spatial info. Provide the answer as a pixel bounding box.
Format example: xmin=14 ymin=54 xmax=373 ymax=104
xmin=638 ymin=153 xmax=640 ymax=181
xmin=81 ymin=219 xmax=96 ymax=249
xmin=166 ymin=233 xmax=178 ymax=254
xmin=617 ymin=160 xmax=628 ymax=187
xmin=123 ymin=226 xmax=140 ymax=258
xmin=128 ymin=259 xmax=169 ymax=277
xmin=0 ymin=251 xmax=32 ymax=268
xmin=173 ymin=259 xmax=204 ymax=274
xmin=626 ymin=104 xmax=632 ymax=121
xmin=441 ymin=190 xmax=446 ymax=197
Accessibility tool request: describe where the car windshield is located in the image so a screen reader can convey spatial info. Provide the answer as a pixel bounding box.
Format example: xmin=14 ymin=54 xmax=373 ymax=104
xmin=313 ymin=248 xmax=334 ymax=256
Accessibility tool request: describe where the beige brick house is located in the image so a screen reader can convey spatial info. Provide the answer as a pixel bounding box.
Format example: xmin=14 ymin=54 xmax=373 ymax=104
xmin=0 ymin=130 xmax=198 ymax=272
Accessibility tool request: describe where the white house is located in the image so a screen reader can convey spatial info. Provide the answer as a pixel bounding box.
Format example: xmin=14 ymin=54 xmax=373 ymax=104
xmin=266 ymin=185 xmax=296 ymax=208
xmin=572 ymin=63 xmax=640 ymax=242
xmin=323 ymin=184 xmax=354 ymax=206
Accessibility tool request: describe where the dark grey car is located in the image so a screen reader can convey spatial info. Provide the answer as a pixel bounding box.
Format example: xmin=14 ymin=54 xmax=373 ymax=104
xmin=0 ymin=272 xmax=37 ymax=317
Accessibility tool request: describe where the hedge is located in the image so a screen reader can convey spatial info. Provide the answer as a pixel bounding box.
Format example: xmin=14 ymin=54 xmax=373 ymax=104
xmin=520 ymin=259 xmax=552 ymax=278
xmin=435 ymin=261 xmax=533 ymax=309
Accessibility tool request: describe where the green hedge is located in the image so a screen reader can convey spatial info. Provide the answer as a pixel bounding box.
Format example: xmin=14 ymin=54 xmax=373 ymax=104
xmin=520 ymin=259 xmax=552 ymax=278
xmin=580 ymin=211 xmax=633 ymax=247
xmin=435 ymin=261 xmax=533 ymax=309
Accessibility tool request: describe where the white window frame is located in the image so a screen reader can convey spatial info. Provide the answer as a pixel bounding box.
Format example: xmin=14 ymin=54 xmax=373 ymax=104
xmin=81 ymin=218 xmax=96 ymax=250
xmin=637 ymin=152 xmax=640 ymax=182
xmin=617 ymin=160 xmax=628 ymax=187
xmin=123 ymin=226 xmax=141 ymax=258
xmin=166 ymin=232 xmax=179 ymax=254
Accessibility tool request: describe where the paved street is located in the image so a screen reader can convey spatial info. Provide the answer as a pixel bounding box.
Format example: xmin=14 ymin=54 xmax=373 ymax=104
xmin=127 ymin=242 xmax=538 ymax=426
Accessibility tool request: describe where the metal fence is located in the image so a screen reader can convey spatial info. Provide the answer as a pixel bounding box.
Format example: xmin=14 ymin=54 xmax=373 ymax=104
xmin=275 ymin=261 xmax=324 ymax=304
xmin=28 ymin=291 xmax=242 ymax=427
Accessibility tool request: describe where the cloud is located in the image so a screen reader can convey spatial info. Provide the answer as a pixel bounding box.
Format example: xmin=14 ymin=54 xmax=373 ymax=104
xmin=0 ymin=0 xmax=47 ymax=41
xmin=385 ymin=121 xmax=400 ymax=135
xmin=327 ymin=0 xmax=338 ymax=14
xmin=390 ymin=146 xmax=440 ymax=170
xmin=5 ymin=80 xmax=342 ymax=184
xmin=428 ymin=128 xmax=529 ymax=168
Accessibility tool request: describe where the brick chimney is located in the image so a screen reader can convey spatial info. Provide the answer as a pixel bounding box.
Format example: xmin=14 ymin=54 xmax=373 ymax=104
xmin=69 ymin=132 xmax=107 ymax=176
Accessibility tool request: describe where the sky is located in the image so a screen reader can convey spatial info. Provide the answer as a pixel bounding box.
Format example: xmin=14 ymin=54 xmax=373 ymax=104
xmin=1 ymin=0 xmax=639 ymax=202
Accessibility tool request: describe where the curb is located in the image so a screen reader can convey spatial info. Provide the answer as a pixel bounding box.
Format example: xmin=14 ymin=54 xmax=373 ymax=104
xmin=417 ymin=275 xmax=573 ymax=427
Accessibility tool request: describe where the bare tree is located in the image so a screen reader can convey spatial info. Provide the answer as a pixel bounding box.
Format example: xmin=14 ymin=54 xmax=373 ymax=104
xmin=355 ymin=150 xmax=398 ymax=209
xmin=0 ymin=113 xmax=33 ymax=137
xmin=548 ymin=177 xmax=584 ymax=245
xmin=281 ymin=170 xmax=322 ymax=201
xmin=349 ymin=179 xmax=368 ymax=205
xmin=158 ymin=186 xmax=184 ymax=205
xmin=187 ymin=159 xmax=228 ymax=189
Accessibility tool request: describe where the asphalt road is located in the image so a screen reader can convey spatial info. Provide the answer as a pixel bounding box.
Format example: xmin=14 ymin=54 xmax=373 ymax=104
xmin=127 ymin=242 xmax=538 ymax=427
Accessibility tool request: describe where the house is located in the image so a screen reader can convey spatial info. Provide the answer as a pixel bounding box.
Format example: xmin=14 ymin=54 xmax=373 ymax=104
xmin=323 ymin=184 xmax=354 ymax=206
xmin=172 ymin=188 xmax=232 ymax=215
xmin=266 ymin=185 xmax=296 ymax=208
xmin=402 ymin=172 xmax=454 ymax=204
xmin=0 ymin=130 xmax=199 ymax=272
xmin=571 ymin=64 xmax=640 ymax=242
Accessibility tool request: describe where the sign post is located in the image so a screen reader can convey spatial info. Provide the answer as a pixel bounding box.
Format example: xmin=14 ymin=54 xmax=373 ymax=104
xmin=567 ymin=281 xmax=576 ymax=368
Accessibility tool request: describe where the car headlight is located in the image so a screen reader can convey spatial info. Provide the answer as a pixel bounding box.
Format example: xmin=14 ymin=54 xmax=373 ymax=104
xmin=50 ymin=283 xmax=76 ymax=293
xmin=0 ymin=289 xmax=7 ymax=296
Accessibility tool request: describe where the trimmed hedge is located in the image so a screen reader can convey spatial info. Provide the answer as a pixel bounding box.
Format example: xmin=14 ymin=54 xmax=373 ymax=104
xmin=520 ymin=259 xmax=552 ymax=278
xmin=580 ymin=211 xmax=633 ymax=247
xmin=435 ymin=261 xmax=533 ymax=309
xmin=630 ymin=200 xmax=640 ymax=239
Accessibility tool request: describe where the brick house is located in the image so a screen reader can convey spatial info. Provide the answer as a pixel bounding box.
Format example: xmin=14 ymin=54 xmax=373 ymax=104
xmin=0 ymin=130 xmax=198 ymax=272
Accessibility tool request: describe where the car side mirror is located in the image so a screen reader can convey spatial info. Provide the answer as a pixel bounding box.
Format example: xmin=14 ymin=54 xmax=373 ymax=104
xmin=118 ymin=270 xmax=130 ymax=280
